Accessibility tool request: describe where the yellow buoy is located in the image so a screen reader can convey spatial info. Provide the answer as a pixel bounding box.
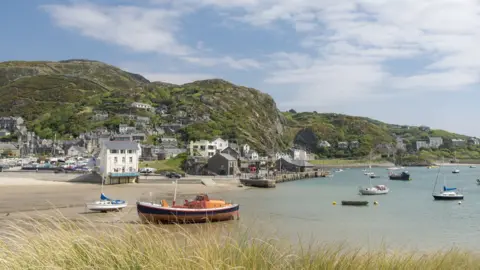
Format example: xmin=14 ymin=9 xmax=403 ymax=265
xmin=374 ymin=201 xmax=379 ymax=205
xmin=332 ymin=201 xmax=337 ymax=205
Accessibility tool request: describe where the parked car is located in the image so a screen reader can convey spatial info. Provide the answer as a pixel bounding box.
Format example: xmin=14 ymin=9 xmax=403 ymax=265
xmin=166 ymin=172 xmax=182 ymax=178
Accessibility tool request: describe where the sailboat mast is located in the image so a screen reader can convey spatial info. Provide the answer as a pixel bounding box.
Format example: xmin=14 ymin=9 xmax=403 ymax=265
xmin=172 ymin=178 xmax=178 ymax=206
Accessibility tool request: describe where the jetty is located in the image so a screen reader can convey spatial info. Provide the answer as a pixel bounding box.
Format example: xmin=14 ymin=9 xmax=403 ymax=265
xmin=239 ymin=170 xmax=330 ymax=188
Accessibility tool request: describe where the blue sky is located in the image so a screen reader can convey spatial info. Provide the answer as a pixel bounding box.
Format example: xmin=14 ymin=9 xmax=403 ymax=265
xmin=2 ymin=0 xmax=480 ymax=136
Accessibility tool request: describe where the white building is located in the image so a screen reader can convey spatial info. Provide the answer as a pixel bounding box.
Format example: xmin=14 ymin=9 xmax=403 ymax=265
xmin=189 ymin=140 xmax=216 ymax=157
xmin=211 ymin=138 xmax=229 ymax=151
xmin=416 ymin=141 xmax=429 ymax=150
xmin=241 ymin=144 xmax=251 ymax=157
xmin=67 ymin=145 xmax=87 ymax=157
xmin=245 ymin=150 xmax=259 ymax=160
xmin=428 ymin=137 xmax=443 ymax=148
xmin=131 ymin=102 xmax=154 ymax=111
xmin=98 ymin=141 xmax=141 ymax=185
xmin=291 ymin=148 xmax=307 ymax=160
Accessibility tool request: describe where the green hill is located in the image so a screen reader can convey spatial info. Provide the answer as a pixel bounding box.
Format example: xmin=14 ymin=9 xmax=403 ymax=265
xmin=0 ymin=60 xmax=287 ymax=153
xmin=0 ymin=59 xmax=476 ymax=160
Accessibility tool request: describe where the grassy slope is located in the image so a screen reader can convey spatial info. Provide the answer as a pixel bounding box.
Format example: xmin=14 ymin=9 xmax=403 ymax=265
xmin=1 ymin=215 xmax=478 ymax=269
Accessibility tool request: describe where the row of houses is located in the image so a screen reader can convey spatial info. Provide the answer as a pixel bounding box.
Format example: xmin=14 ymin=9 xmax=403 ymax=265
xmin=317 ymin=140 xmax=360 ymax=149
xmin=414 ymin=137 xmax=480 ymax=151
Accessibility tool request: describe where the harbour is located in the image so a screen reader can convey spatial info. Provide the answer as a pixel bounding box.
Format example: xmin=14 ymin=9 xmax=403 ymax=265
xmin=1 ymin=164 xmax=480 ymax=252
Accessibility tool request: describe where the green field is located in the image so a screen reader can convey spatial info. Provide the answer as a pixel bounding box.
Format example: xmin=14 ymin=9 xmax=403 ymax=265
xmin=139 ymin=154 xmax=186 ymax=173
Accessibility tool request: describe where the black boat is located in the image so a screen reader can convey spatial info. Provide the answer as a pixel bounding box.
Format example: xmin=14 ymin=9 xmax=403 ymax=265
xmin=389 ymin=171 xmax=411 ymax=181
xmin=341 ymin=200 xmax=369 ymax=206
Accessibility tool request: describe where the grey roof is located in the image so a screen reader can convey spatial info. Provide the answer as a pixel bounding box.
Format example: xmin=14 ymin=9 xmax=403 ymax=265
xmin=219 ymin=153 xmax=236 ymax=161
xmin=0 ymin=143 xmax=18 ymax=150
xmin=279 ymin=157 xmax=314 ymax=167
xmin=103 ymin=141 xmax=139 ymax=150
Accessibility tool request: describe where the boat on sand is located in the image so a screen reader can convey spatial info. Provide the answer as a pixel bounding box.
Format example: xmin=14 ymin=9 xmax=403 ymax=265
xmin=137 ymin=179 xmax=239 ymax=224
xmin=85 ymin=193 xmax=127 ymax=212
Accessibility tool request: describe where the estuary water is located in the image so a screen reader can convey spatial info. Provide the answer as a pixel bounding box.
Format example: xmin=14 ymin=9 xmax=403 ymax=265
xmin=226 ymin=166 xmax=480 ymax=252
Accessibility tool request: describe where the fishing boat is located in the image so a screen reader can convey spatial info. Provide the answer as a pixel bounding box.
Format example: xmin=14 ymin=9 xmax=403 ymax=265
xmin=452 ymin=169 xmax=460 ymax=174
xmin=136 ymin=179 xmax=240 ymax=224
xmin=341 ymin=201 xmax=369 ymax=206
xmin=470 ymin=165 xmax=477 ymax=168
xmin=388 ymin=171 xmax=411 ymax=181
xmin=476 ymin=179 xmax=480 ymax=185
xmin=432 ymin=163 xmax=463 ymax=200
xmin=85 ymin=193 xmax=128 ymax=212
xmin=369 ymin=174 xmax=380 ymax=179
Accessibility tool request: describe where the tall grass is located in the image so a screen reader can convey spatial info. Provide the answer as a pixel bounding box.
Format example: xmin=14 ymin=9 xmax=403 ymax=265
xmin=0 ymin=214 xmax=478 ymax=269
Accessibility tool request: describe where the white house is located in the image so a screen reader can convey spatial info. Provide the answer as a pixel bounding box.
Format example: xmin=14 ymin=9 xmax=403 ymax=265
xmin=67 ymin=145 xmax=87 ymax=157
xmin=291 ymin=148 xmax=307 ymax=160
xmin=98 ymin=141 xmax=141 ymax=185
xmin=428 ymin=137 xmax=443 ymax=148
xmin=211 ymin=138 xmax=229 ymax=151
xmin=245 ymin=150 xmax=259 ymax=160
xmin=416 ymin=141 xmax=429 ymax=150
xmin=131 ymin=102 xmax=153 ymax=111
xmin=189 ymin=140 xmax=216 ymax=157
xmin=241 ymin=144 xmax=251 ymax=157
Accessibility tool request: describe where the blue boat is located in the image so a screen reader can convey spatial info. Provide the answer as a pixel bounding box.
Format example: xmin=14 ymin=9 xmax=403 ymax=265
xmin=86 ymin=193 xmax=128 ymax=212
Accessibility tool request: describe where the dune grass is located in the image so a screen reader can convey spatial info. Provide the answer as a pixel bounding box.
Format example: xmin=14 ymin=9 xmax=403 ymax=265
xmin=0 ymin=214 xmax=478 ymax=269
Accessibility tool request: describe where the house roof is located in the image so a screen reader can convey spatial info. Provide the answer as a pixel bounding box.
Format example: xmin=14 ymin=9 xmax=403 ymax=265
xmin=219 ymin=153 xmax=236 ymax=161
xmin=0 ymin=143 xmax=18 ymax=150
xmin=103 ymin=141 xmax=139 ymax=150
xmin=279 ymin=157 xmax=314 ymax=167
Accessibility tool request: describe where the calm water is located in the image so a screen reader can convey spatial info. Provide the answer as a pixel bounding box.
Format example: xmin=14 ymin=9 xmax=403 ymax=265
xmin=225 ymin=166 xmax=480 ymax=251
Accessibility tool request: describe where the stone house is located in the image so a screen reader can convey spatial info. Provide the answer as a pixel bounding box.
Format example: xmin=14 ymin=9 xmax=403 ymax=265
xmin=207 ymin=152 xmax=238 ymax=176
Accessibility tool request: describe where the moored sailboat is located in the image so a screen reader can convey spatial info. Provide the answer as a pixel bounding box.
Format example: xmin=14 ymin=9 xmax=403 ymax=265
xmin=432 ymin=163 xmax=463 ymax=201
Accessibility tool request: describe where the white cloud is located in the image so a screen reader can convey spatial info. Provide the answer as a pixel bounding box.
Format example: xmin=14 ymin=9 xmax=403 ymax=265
xmin=42 ymin=3 xmax=190 ymax=56
xmin=42 ymin=0 xmax=480 ymax=108
xmin=197 ymin=0 xmax=480 ymax=106
xmin=42 ymin=2 xmax=259 ymax=70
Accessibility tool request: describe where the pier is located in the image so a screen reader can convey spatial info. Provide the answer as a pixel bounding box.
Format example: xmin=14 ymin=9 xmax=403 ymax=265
xmin=274 ymin=170 xmax=329 ymax=184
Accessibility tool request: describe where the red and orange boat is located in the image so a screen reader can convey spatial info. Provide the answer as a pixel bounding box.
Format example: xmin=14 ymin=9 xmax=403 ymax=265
xmin=136 ymin=193 xmax=240 ymax=224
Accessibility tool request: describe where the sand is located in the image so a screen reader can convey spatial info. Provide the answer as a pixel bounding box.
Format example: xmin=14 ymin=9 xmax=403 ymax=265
xmin=0 ymin=171 xmax=245 ymax=225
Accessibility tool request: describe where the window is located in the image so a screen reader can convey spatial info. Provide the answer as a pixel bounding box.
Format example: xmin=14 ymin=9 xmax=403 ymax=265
xmin=110 ymin=150 xmax=118 ymax=154
xmin=129 ymin=157 xmax=133 ymax=163
xmin=121 ymin=150 xmax=125 ymax=154
xmin=129 ymin=167 xmax=133 ymax=172
xmin=122 ymin=157 xmax=126 ymax=163
xmin=114 ymin=157 xmax=118 ymax=163
xmin=128 ymin=150 xmax=133 ymax=154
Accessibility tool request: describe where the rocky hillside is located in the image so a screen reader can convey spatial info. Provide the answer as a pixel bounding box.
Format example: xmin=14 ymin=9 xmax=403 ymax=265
xmin=0 ymin=60 xmax=287 ymax=153
xmin=0 ymin=59 xmax=473 ymax=157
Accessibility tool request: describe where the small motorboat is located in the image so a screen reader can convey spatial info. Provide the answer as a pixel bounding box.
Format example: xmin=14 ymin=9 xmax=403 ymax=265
xmin=359 ymin=184 xmax=389 ymax=195
xmin=389 ymin=171 xmax=411 ymax=181
xmin=470 ymin=165 xmax=476 ymax=168
xmin=452 ymin=169 xmax=460 ymax=174
xmin=364 ymin=171 xmax=375 ymax=176
xmin=334 ymin=169 xmax=344 ymax=173
xmin=369 ymin=174 xmax=381 ymax=179
xmin=476 ymin=179 xmax=480 ymax=185
xmin=86 ymin=193 xmax=127 ymax=212
xmin=427 ymin=165 xmax=439 ymax=169
xmin=341 ymin=201 xmax=369 ymax=206
xmin=137 ymin=193 xmax=240 ymax=224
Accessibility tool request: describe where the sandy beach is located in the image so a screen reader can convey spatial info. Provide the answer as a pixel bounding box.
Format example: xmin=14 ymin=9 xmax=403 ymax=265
xmin=0 ymin=172 xmax=245 ymax=226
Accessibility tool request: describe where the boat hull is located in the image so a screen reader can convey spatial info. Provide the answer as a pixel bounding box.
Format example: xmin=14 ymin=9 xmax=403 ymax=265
xmin=341 ymin=201 xmax=369 ymax=206
xmin=359 ymin=189 xmax=389 ymax=195
xmin=432 ymin=195 xmax=464 ymax=200
xmin=86 ymin=203 xmax=127 ymax=212
xmin=136 ymin=202 xmax=240 ymax=224
xmin=389 ymin=176 xmax=411 ymax=181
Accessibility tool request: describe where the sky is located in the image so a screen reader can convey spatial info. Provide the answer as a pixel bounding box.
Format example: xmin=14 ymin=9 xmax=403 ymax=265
xmin=1 ymin=0 xmax=480 ymax=136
